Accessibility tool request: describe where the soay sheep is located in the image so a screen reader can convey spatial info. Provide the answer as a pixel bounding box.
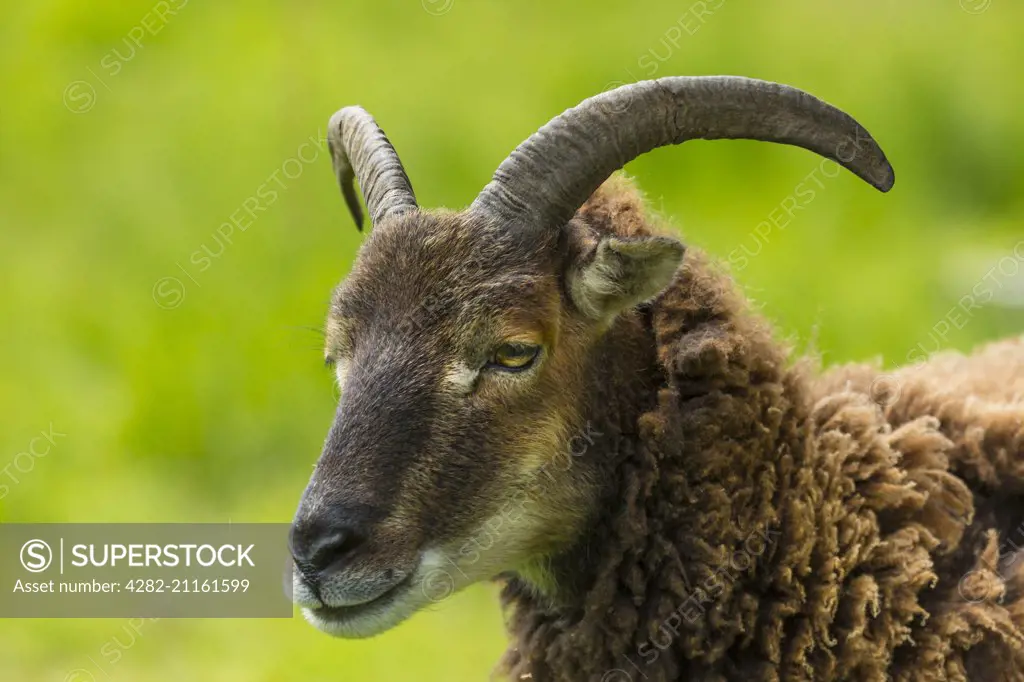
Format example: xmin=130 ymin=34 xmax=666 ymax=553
xmin=289 ymin=76 xmax=1024 ymax=681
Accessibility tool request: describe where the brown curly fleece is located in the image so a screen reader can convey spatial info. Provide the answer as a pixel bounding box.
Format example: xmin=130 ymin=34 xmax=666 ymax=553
xmin=497 ymin=177 xmax=1024 ymax=681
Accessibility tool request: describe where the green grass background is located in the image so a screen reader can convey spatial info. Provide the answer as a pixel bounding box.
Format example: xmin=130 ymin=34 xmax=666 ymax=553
xmin=1 ymin=0 xmax=1022 ymax=679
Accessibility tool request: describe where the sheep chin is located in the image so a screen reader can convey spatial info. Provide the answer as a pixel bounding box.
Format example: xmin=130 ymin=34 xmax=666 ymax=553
xmin=299 ymin=549 xmax=467 ymax=638
xmin=300 ymin=573 xmax=423 ymax=638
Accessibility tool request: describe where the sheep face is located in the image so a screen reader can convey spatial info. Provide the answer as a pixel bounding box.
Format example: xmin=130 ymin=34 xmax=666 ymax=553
xmin=290 ymin=208 xmax=683 ymax=638
xmin=295 ymin=75 xmax=893 ymax=640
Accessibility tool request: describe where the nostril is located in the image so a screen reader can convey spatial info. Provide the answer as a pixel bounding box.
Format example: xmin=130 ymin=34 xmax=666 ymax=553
xmin=289 ymin=522 xmax=367 ymax=574
xmin=309 ymin=527 xmax=365 ymax=571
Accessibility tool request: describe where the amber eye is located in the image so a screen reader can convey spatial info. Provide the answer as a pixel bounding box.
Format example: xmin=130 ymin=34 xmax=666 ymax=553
xmin=488 ymin=343 xmax=541 ymax=372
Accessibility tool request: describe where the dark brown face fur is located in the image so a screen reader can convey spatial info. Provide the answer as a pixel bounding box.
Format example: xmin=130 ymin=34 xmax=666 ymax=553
xmin=292 ymin=211 xmax=601 ymax=636
xmin=291 ymin=190 xmax=684 ymax=637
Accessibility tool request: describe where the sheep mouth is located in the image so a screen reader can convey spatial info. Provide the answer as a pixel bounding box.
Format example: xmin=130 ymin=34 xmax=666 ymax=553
xmin=302 ymin=573 xmax=418 ymax=637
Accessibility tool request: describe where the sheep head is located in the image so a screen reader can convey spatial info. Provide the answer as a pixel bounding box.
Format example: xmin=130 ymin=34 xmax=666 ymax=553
xmin=290 ymin=76 xmax=894 ymax=638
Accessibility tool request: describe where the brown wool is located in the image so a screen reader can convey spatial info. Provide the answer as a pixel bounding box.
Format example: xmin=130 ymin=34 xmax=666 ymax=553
xmin=498 ymin=177 xmax=1024 ymax=682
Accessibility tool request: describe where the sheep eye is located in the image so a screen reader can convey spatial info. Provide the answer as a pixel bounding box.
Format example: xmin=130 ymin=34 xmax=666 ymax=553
xmin=487 ymin=343 xmax=541 ymax=372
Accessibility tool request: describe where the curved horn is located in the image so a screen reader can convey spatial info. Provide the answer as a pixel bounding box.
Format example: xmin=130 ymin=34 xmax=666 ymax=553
xmin=470 ymin=76 xmax=894 ymax=229
xmin=327 ymin=106 xmax=417 ymax=230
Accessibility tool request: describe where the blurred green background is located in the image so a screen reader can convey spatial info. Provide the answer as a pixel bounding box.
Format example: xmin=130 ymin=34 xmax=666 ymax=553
xmin=1 ymin=0 xmax=1022 ymax=679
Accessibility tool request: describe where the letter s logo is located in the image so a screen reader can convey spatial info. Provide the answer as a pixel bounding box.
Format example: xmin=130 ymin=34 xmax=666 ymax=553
xmin=20 ymin=539 xmax=52 ymax=573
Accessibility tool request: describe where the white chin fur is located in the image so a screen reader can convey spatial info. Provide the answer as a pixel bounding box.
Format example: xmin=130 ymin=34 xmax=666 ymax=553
xmin=301 ymin=597 xmax=421 ymax=638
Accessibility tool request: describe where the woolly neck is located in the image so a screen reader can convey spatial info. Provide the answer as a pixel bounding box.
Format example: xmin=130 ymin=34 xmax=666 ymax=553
xmin=498 ymin=247 xmax=803 ymax=680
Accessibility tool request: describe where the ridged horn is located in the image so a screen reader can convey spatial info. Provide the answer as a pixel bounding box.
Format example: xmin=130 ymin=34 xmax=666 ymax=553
xmin=470 ymin=76 xmax=894 ymax=229
xmin=327 ymin=106 xmax=417 ymax=230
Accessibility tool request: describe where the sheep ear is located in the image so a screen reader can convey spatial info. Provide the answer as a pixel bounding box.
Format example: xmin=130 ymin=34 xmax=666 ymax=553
xmin=568 ymin=235 xmax=685 ymax=320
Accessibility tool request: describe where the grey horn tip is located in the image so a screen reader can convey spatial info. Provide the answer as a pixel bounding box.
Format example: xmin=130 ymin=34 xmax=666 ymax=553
xmin=860 ymin=158 xmax=895 ymax=193
xmin=876 ymin=164 xmax=896 ymax=193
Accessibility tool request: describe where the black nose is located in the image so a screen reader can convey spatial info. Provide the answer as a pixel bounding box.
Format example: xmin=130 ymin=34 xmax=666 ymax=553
xmin=289 ymin=515 xmax=368 ymax=575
